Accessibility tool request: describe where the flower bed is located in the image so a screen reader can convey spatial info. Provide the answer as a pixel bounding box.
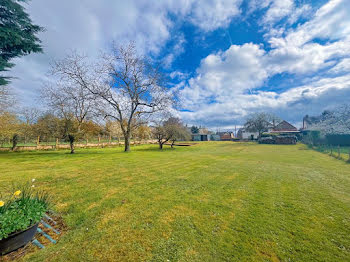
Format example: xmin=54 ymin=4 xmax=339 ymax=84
xmin=0 ymin=182 xmax=50 ymax=255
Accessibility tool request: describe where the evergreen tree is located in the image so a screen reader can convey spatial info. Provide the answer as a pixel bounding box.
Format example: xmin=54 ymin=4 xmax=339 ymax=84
xmin=191 ymin=126 xmax=199 ymax=134
xmin=0 ymin=0 xmax=43 ymax=85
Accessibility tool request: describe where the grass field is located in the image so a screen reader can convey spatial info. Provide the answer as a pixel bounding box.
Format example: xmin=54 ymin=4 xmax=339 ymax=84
xmin=0 ymin=142 xmax=350 ymax=261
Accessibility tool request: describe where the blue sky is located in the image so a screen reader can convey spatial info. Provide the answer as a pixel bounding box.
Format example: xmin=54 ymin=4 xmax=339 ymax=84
xmin=9 ymin=0 xmax=350 ymax=129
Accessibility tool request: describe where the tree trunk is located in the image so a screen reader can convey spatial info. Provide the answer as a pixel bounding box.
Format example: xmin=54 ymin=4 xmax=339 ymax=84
xmin=171 ymin=140 xmax=175 ymax=148
xmin=159 ymin=141 xmax=163 ymax=149
xmin=124 ymin=134 xmax=130 ymax=152
xmin=12 ymin=134 xmax=18 ymax=151
xmin=69 ymin=134 xmax=75 ymax=154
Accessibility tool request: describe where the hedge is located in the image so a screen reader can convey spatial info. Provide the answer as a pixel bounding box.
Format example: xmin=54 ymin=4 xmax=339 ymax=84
xmin=326 ymin=134 xmax=350 ymax=146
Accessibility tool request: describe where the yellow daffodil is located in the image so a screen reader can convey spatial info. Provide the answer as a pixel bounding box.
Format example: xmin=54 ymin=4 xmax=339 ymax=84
xmin=0 ymin=201 xmax=4 ymax=207
xmin=13 ymin=190 xmax=21 ymax=197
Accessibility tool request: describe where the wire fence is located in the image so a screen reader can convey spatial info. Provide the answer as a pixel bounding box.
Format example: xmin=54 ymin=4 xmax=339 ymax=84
xmin=312 ymin=145 xmax=350 ymax=162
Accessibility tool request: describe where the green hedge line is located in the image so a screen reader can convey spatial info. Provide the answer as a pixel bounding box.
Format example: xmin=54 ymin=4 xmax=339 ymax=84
xmin=326 ymin=134 xmax=350 ymax=146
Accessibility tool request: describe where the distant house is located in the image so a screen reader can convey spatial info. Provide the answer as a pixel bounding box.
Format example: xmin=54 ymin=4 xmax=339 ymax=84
xmin=237 ymin=128 xmax=259 ymax=140
xmin=217 ymin=132 xmax=234 ymax=141
xmin=192 ymin=133 xmax=210 ymax=141
xmin=192 ymin=127 xmax=211 ymax=141
xmin=237 ymin=120 xmax=299 ymax=140
xmin=270 ymin=120 xmax=299 ymax=134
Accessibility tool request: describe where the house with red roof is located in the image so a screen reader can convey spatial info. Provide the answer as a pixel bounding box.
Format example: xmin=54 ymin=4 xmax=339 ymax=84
xmin=270 ymin=120 xmax=299 ymax=134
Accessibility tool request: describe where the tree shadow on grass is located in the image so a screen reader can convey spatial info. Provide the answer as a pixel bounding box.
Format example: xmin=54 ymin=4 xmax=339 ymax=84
xmin=0 ymin=143 xmax=188 ymax=159
xmin=130 ymin=146 xmax=175 ymax=153
xmin=0 ymin=145 xmax=165 ymax=157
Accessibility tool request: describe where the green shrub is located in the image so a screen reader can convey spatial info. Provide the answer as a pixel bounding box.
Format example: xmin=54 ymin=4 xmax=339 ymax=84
xmin=0 ymin=182 xmax=50 ymax=240
xmin=326 ymin=134 xmax=350 ymax=146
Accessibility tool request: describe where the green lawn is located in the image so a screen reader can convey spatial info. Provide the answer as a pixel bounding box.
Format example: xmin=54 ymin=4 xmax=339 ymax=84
xmin=0 ymin=142 xmax=350 ymax=261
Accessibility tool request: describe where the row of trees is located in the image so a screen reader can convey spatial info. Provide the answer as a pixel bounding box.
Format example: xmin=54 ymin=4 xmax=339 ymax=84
xmin=0 ymin=109 xmax=150 ymax=147
xmin=1 ymin=87 xmax=190 ymax=153
xmin=0 ymin=100 xmax=191 ymax=153
xmin=0 ymin=107 xmax=191 ymax=152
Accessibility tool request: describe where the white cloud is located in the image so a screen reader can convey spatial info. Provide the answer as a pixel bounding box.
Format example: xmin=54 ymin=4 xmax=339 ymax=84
xmin=162 ymin=33 xmax=186 ymax=68
xmin=180 ymin=75 xmax=350 ymax=128
xmin=266 ymin=40 xmax=350 ymax=75
xmin=6 ymin=0 xmax=350 ymax=128
xmin=329 ymin=58 xmax=350 ymax=74
xmin=274 ymin=0 xmax=350 ymax=46
xmin=180 ymin=43 xmax=268 ymax=111
xmin=8 ymin=0 xmax=241 ymax=106
xmin=262 ymin=0 xmax=294 ymax=25
xmin=249 ymin=0 xmax=310 ymax=27
xmin=266 ymin=0 xmax=350 ymax=75
xmin=179 ymin=0 xmax=350 ymax=127
xmin=170 ymin=71 xmax=187 ymax=80
xmin=189 ymin=0 xmax=242 ymax=31
xmin=287 ymin=4 xmax=312 ymax=25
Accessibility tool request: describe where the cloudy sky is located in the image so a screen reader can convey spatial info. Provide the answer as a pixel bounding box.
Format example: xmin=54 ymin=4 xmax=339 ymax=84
xmin=8 ymin=0 xmax=350 ymax=129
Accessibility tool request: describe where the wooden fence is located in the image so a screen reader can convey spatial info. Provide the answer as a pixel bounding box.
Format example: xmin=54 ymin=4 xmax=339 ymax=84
xmin=0 ymin=140 xmax=158 ymax=152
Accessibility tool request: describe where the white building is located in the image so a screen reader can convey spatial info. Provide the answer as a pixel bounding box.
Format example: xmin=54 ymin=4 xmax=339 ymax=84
xmin=237 ymin=128 xmax=259 ymax=140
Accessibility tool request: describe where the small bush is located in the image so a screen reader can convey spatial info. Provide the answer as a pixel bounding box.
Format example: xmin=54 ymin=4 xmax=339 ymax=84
xmin=0 ymin=182 xmax=50 ymax=240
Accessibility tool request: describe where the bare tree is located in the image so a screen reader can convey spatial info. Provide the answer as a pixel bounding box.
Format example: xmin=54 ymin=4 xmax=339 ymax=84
xmin=0 ymin=111 xmax=19 ymax=147
xmin=244 ymin=112 xmax=278 ymax=138
xmin=132 ymin=124 xmax=151 ymax=143
xmin=19 ymin=107 xmax=41 ymax=144
xmin=0 ymin=86 xmax=14 ymax=114
xmin=105 ymin=120 xmax=123 ymax=144
xmin=33 ymin=113 xmax=62 ymax=144
xmin=335 ymin=105 xmax=350 ymax=133
xmin=51 ymin=42 xmax=173 ymax=152
xmin=152 ymin=117 xmax=190 ymax=149
xmin=269 ymin=114 xmax=282 ymax=128
xmin=152 ymin=122 xmax=171 ymax=150
xmin=42 ymin=79 xmax=96 ymax=153
xmin=304 ymin=105 xmax=350 ymax=160
xmin=307 ymin=105 xmax=350 ymax=134
xmin=167 ymin=117 xmax=191 ymax=148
